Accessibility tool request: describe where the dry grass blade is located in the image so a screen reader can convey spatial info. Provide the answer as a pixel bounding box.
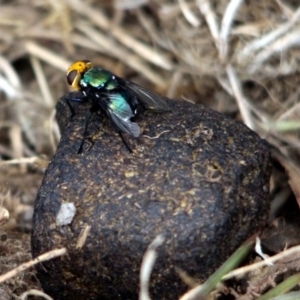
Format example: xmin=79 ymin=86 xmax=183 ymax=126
xmin=49 ymin=108 xmax=61 ymax=153
xmin=0 ymin=248 xmax=66 ymax=283
xmin=198 ymin=0 xmax=254 ymax=129
xmin=76 ymin=21 xmax=167 ymax=87
xmin=178 ymin=0 xmax=201 ymax=27
xmin=0 ymin=156 xmax=49 ymax=169
xmin=66 ymin=0 xmax=173 ymax=70
xmin=29 ymin=55 xmax=54 ymax=107
xmin=276 ymin=0 xmax=294 ymax=19
xmin=222 ymin=244 xmax=300 ymax=281
xmin=238 ymin=6 xmax=300 ymax=62
xmin=0 ymin=75 xmax=19 ymax=98
xmin=0 ymin=206 xmax=10 ymax=226
xmin=219 ymin=0 xmax=244 ymax=61
xmin=25 ymin=41 xmax=70 ymax=71
xmin=8 ymin=123 xmax=23 ymax=159
xmin=0 ymin=55 xmax=21 ymax=90
xmin=197 ymin=0 xmax=220 ymax=42
xmin=257 ymin=273 xmax=300 ymax=300
xmin=114 ymin=0 xmax=148 ymax=10
xmin=76 ymin=225 xmax=92 ymax=249
xmin=139 ymin=234 xmax=165 ymax=300
xmin=274 ymin=152 xmax=300 ymax=209
xmin=226 ymin=64 xmax=254 ymax=129
xmin=250 ymin=29 xmax=300 ymax=72
xmin=180 ymin=240 xmax=254 ymax=300
xmin=20 ymin=289 xmax=53 ymax=300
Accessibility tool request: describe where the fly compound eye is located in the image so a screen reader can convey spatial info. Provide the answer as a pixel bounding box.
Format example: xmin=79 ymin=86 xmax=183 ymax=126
xmin=67 ymin=70 xmax=81 ymax=90
xmin=66 ymin=70 xmax=78 ymax=85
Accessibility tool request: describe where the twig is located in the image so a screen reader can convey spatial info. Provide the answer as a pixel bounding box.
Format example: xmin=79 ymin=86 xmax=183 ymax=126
xmin=0 ymin=248 xmax=67 ymax=283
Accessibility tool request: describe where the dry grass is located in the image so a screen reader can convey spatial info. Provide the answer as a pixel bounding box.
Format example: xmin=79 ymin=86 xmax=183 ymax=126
xmin=1 ymin=0 xmax=300 ymax=299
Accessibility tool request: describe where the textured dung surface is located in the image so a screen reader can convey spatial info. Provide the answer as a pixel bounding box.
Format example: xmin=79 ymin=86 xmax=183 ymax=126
xmin=31 ymin=96 xmax=272 ymax=299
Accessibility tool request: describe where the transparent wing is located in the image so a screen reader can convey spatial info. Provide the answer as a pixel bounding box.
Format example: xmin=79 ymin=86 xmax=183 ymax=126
xmin=107 ymin=93 xmax=141 ymax=137
xmin=108 ymin=111 xmax=141 ymax=137
xmin=123 ymin=80 xmax=170 ymax=112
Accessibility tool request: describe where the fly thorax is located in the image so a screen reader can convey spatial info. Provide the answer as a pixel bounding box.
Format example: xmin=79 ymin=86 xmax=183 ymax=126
xmin=105 ymin=79 xmax=118 ymax=91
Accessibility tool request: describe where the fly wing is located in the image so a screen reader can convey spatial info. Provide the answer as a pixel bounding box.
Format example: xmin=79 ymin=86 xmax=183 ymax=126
xmin=106 ymin=93 xmax=141 ymax=137
xmin=122 ymin=80 xmax=170 ymax=112
xmin=108 ymin=112 xmax=141 ymax=137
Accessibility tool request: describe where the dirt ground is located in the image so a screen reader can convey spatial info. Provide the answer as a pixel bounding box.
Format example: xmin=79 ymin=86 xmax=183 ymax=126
xmin=1 ymin=0 xmax=300 ymax=299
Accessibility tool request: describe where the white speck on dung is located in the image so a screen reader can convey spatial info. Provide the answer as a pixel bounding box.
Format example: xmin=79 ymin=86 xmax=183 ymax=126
xmin=56 ymin=202 xmax=76 ymax=226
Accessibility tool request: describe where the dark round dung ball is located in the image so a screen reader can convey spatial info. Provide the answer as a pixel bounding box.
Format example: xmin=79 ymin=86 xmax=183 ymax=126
xmin=32 ymin=95 xmax=272 ymax=299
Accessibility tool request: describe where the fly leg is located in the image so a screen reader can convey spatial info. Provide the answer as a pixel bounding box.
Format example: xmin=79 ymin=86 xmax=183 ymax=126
xmin=65 ymin=98 xmax=76 ymax=118
xmin=119 ymin=132 xmax=133 ymax=153
xmin=78 ymin=108 xmax=94 ymax=154
xmin=65 ymin=91 xmax=87 ymax=118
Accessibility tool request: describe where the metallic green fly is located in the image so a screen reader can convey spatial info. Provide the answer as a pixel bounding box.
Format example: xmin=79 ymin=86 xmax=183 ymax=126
xmin=66 ymin=60 xmax=170 ymax=153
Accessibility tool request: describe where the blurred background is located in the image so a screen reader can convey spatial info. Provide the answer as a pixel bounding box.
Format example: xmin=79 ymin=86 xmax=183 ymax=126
xmin=1 ymin=0 xmax=300 ymax=298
